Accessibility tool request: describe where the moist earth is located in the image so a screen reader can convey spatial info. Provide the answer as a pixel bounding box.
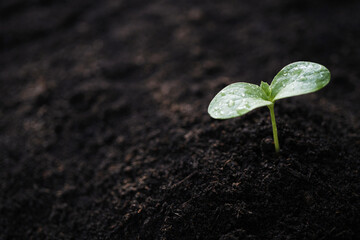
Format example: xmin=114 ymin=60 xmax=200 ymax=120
xmin=0 ymin=0 xmax=359 ymax=239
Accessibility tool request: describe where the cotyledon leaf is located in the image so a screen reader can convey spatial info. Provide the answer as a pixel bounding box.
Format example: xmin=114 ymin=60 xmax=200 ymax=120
xmin=270 ymin=61 xmax=331 ymax=101
xmin=208 ymin=82 xmax=273 ymax=119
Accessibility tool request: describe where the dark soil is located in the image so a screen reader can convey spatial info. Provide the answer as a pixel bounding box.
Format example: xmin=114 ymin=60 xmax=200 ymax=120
xmin=1 ymin=0 xmax=360 ymax=239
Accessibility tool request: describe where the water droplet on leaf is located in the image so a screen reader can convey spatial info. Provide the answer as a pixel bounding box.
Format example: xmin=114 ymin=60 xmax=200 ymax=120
xmin=227 ymin=100 xmax=234 ymax=107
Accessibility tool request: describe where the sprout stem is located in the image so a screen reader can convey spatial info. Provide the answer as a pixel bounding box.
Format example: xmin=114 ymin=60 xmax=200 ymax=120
xmin=268 ymin=104 xmax=280 ymax=153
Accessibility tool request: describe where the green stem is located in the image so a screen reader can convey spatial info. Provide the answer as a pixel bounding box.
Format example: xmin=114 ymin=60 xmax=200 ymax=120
xmin=268 ymin=104 xmax=280 ymax=153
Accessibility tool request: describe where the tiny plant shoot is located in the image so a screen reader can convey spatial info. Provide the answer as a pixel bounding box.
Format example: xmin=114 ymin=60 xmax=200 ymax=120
xmin=208 ymin=61 xmax=331 ymax=153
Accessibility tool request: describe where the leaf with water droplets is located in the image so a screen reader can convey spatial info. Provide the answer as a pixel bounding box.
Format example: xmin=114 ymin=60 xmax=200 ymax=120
xmin=270 ymin=61 xmax=330 ymax=101
xmin=208 ymin=83 xmax=272 ymax=119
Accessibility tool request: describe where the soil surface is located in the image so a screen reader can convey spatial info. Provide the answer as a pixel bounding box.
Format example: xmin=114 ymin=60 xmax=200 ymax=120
xmin=1 ymin=0 xmax=360 ymax=239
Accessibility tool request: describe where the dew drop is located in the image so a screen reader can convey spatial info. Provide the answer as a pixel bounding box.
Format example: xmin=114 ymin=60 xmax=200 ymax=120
xmin=227 ymin=99 xmax=235 ymax=107
xmin=241 ymin=93 xmax=245 ymax=97
xmin=220 ymin=111 xmax=224 ymax=115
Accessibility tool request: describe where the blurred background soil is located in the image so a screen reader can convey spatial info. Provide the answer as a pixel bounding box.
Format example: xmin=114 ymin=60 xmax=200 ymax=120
xmin=0 ymin=0 xmax=359 ymax=239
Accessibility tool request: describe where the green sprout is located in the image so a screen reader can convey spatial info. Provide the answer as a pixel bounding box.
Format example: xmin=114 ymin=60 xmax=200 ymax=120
xmin=208 ymin=61 xmax=331 ymax=153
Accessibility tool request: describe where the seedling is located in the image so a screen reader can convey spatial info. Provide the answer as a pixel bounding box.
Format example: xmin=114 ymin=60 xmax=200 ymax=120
xmin=208 ymin=61 xmax=331 ymax=153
